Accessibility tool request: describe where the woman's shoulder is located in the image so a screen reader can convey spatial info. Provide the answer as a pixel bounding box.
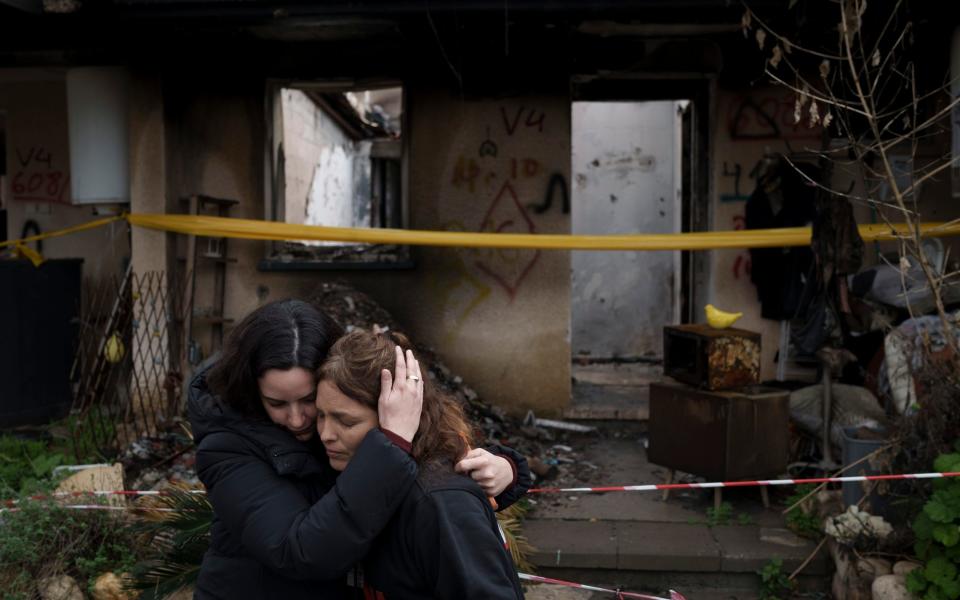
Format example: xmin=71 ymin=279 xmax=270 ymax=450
xmin=410 ymin=462 xmax=488 ymax=507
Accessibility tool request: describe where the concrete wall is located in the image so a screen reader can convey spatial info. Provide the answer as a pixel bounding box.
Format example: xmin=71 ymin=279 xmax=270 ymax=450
xmin=158 ymin=79 xmax=572 ymax=415
xmin=571 ymin=101 xmax=682 ymax=359
xmin=1 ymin=69 xmax=128 ymax=279
xmin=395 ymin=89 xmax=572 ymax=415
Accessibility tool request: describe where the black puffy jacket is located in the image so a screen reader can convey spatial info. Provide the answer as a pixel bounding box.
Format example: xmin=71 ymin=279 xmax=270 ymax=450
xmin=188 ymin=369 xmax=530 ymax=600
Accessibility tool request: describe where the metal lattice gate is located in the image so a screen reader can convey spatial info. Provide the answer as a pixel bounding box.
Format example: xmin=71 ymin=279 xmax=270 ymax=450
xmin=70 ymin=267 xmax=185 ymax=459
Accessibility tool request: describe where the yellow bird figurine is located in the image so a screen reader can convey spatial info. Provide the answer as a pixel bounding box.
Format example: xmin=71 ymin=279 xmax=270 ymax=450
xmin=705 ymin=304 xmax=743 ymax=329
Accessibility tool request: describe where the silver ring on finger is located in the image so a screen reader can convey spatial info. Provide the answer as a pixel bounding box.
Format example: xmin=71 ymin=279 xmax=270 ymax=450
xmin=406 ymin=374 xmax=420 ymax=382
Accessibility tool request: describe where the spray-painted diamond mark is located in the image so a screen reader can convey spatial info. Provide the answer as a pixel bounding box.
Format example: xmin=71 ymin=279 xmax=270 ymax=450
xmin=473 ymin=181 xmax=541 ymax=301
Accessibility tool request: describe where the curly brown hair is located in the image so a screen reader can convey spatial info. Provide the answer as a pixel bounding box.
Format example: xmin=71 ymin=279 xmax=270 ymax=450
xmin=318 ymin=329 xmax=473 ymax=467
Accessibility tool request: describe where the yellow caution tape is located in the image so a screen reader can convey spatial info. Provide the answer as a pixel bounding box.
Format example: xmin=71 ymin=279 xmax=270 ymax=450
xmin=126 ymin=213 xmax=960 ymax=251
xmin=0 ymin=215 xmax=124 ymax=250
xmin=2 ymin=212 xmax=959 ymax=252
xmin=13 ymin=242 xmax=45 ymax=267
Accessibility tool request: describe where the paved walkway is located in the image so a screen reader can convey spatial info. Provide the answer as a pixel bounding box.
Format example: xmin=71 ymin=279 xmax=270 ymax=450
xmin=564 ymin=363 xmax=661 ymax=420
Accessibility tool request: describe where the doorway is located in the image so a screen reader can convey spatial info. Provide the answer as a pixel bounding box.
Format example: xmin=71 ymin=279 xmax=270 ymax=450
xmin=568 ymin=99 xmax=692 ymax=419
xmin=571 ymin=100 xmax=689 ymax=360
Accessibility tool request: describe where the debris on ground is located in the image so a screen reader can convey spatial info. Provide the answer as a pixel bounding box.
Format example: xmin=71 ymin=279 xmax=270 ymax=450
xmin=825 ymin=505 xmax=893 ymax=545
xmin=118 ymin=425 xmax=198 ymax=491
xmin=523 ymin=411 xmax=597 ymax=433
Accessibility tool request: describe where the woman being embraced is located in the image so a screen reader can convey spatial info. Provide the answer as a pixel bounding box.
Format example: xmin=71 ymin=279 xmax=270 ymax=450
xmin=317 ymin=329 xmax=527 ymax=600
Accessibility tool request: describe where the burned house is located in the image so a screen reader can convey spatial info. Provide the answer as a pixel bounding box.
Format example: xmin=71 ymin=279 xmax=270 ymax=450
xmin=1 ymin=0 xmax=958 ymax=422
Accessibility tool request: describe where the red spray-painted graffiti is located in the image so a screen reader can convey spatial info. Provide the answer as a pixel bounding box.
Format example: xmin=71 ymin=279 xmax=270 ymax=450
xmin=731 ymin=214 xmax=752 ymax=280
xmin=451 ymin=156 xmax=543 ymax=193
xmin=11 ymin=146 xmax=70 ymax=204
xmin=442 ymin=104 xmax=557 ymax=307
xmin=473 ymin=181 xmax=541 ymax=301
xmin=727 ymin=93 xmax=822 ymax=141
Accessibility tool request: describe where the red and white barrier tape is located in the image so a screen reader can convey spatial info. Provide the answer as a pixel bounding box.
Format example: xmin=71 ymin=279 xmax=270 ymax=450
xmin=6 ymin=470 xmax=959 ymax=506
xmin=528 ymin=471 xmax=960 ymax=494
xmin=2 ymin=489 xmax=204 ymax=507
xmin=519 ymin=573 xmax=686 ymax=600
xmin=0 ymin=504 xmax=179 ymax=514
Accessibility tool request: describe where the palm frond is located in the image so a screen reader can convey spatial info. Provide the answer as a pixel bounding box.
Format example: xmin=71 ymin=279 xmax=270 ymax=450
xmin=126 ymin=486 xmax=212 ymax=599
xmin=497 ymin=502 xmax=535 ymax=572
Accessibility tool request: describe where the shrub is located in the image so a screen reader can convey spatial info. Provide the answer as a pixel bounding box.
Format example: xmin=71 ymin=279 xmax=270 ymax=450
xmin=0 ymin=496 xmax=141 ymax=599
xmin=906 ymin=445 xmax=960 ymax=600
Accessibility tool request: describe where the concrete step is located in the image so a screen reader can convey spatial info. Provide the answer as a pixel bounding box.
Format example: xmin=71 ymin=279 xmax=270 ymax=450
xmin=524 ymin=569 xmax=820 ymax=600
xmin=523 ymin=518 xmax=830 ymax=598
xmin=565 ymin=384 xmax=649 ymax=420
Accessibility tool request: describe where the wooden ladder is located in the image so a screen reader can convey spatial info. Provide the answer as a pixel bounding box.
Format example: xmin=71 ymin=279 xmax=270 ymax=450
xmin=176 ymin=194 xmax=238 ymax=380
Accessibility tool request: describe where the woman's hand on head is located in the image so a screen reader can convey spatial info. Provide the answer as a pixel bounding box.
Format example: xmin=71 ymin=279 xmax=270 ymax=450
xmin=377 ymin=346 xmax=423 ymax=443
xmin=455 ymin=448 xmax=515 ymax=497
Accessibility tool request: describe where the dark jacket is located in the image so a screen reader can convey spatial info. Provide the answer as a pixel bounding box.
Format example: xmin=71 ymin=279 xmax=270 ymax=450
xmin=189 ymin=369 xmax=418 ymax=600
xmin=362 ymin=464 xmax=526 ymax=600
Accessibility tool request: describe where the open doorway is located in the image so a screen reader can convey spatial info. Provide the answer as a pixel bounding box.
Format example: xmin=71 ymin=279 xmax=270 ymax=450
xmin=568 ymin=99 xmax=692 ymax=418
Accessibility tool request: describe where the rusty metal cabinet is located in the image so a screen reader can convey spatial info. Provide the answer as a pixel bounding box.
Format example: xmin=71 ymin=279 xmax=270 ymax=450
xmin=663 ymin=324 xmax=760 ymax=390
xmin=648 ymin=381 xmax=789 ymax=481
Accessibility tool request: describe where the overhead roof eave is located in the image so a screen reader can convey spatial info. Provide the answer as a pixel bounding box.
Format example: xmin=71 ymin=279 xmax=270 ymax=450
xmin=1 ymin=0 xmax=42 ymax=13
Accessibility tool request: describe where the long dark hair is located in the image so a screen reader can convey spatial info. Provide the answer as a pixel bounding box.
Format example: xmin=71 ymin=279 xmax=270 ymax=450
xmin=207 ymin=299 xmax=344 ymax=418
xmin=319 ymin=329 xmax=473 ymax=467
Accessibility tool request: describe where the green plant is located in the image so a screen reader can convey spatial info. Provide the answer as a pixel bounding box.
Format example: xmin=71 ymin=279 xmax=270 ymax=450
xmin=707 ymin=502 xmax=734 ymax=526
xmin=906 ymin=446 xmax=960 ymax=600
xmin=784 ymin=484 xmax=822 ymax=539
xmin=0 ymin=435 xmax=66 ymax=494
xmin=757 ymin=558 xmax=796 ymax=600
xmin=49 ymin=412 xmax=118 ymax=463
xmin=0 ymin=495 xmax=142 ymax=598
xmin=738 ymin=512 xmax=755 ymax=526
xmin=127 ymin=488 xmax=213 ymax=600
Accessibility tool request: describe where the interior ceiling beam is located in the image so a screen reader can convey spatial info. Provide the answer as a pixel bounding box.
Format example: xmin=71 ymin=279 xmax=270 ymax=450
xmin=1 ymin=0 xmax=42 ymax=13
xmin=578 ymin=21 xmax=740 ymax=37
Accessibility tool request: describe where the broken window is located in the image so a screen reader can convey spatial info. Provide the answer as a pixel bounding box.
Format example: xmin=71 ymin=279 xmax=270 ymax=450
xmin=263 ymin=82 xmax=409 ymax=268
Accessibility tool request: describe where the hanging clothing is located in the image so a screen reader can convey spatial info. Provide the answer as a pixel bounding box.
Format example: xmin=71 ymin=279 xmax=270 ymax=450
xmin=745 ymin=159 xmax=818 ymax=320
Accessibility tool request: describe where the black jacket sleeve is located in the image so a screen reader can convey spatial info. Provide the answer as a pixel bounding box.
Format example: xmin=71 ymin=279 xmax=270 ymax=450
xmin=413 ymin=490 xmax=524 ymax=600
xmin=196 ymin=428 xmax=417 ymax=580
xmin=486 ymin=444 xmax=533 ymax=511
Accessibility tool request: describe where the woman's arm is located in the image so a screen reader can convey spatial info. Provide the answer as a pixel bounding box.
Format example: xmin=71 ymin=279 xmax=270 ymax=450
xmin=197 ymin=428 xmax=416 ymax=580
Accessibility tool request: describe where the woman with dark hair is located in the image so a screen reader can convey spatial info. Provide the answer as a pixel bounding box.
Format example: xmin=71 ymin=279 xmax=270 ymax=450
xmin=188 ymin=299 xmax=528 ymax=599
xmin=317 ymin=329 xmax=529 ymax=599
